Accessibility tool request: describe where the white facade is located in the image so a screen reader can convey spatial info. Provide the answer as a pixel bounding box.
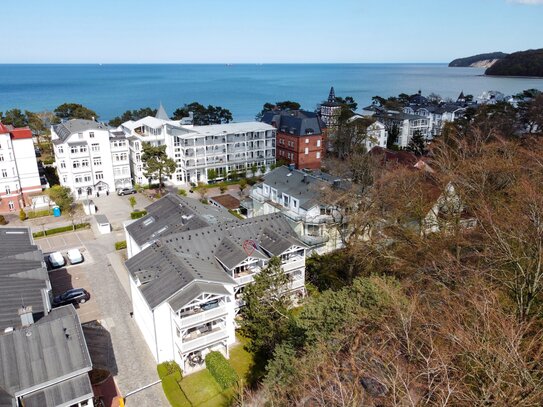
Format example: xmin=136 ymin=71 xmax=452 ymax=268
xmin=121 ymin=115 xmax=276 ymax=186
xmin=52 ymin=120 xmax=132 ymax=199
xmin=0 ymin=125 xmax=41 ymax=212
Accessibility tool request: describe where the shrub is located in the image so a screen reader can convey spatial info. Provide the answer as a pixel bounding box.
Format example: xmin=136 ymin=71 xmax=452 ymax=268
xmin=19 ymin=208 xmax=27 ymax=221
xmin=178 ymin=188 xmax=187 ymax=197
xmin=0 ymin=215 xmax=6 ymax=225
xmin=26 ymin=209 xmax=53 ymax=219
xmin=42 ymin=157 xmax=54 ymax=165
xmin=205 ymin=351 xmax=238 ymax=390
xmin=157 ymin=361 xmax=182 ymax=380
xmin=115 ymin=240 xmax=127 ymax=250
xmin=131 ymin=210 xmax=148 ymax=219
xmin=229 ymin=209 xmax=243 ymax=220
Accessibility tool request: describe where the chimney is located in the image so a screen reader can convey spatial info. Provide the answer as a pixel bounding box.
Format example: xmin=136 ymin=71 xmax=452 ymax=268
xmin=19 ymin=305 xmax=34 ymax=327
xmin=302 ymin=174 xmax=308 ymax=184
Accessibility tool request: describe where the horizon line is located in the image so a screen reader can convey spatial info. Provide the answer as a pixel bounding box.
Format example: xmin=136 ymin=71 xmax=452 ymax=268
xmin=0 ymin=61 xmax=451 ymax=65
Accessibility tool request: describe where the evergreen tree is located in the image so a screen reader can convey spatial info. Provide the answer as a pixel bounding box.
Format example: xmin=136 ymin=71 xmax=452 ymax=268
xmin=141 ymin=143 xmax=176 ymax=191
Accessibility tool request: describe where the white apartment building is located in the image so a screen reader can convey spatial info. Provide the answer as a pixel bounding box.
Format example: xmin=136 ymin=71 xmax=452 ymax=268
xmin=124 ymin=194 xmax=306 ymax=373
xmin=51 ymin=119 xmax=132 ymax=198
xmin=0 ymin=123 xmax=41 ymax=212
xmin=121 ymin=107 xmax=276 ymax=186
xmin=244 ymin=166 xmax=349 ymax=255
xmin=373 ymin=111 xmax=431 ymax=148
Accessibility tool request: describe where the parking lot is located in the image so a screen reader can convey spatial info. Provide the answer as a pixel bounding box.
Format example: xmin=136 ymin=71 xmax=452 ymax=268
xmin=38 ymin=229 xmax=94 ymax=254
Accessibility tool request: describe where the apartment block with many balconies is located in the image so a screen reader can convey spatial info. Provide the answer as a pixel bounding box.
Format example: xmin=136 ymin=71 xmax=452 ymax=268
xmin=51 ymin=119 xmax=132 ymax=198
xmin=124 ymin=194 xmax=306 ymax=373
xmin=120 ymin=105 xmax=276 ymax=186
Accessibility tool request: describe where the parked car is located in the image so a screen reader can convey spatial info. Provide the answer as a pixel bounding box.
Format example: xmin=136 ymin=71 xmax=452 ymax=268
xmin=117 ymin=187 xmax=136 ymax=196
xmin=67 ymin=248 xmax=83 ymax=265
xmin=48 ymin=252 xmax=65 ymax=268
xmin=53 ymin=288 xmax=90 ymax=307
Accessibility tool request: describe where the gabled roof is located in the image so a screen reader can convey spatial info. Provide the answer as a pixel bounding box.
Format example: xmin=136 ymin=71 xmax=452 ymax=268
xmin=126 ymin=194 xmax=236 ymax=247
xmin=0 ymin=228 xmax=49 ymax=332
xmin=0 ymin=306 xmax=92 ymax=405
xmin=125 ymin=202 xmax=305 ymax=310
xmin=168 ymin=281 xmax=231 ymax=312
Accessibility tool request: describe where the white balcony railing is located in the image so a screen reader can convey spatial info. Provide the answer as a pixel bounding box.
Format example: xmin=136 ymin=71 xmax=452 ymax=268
xmin=180 ymin=329 xmax=229 ymax=353
xmin=176 ymin=305 xmax=228 ymax=329
xmin=234 ymin=274 xmax=255 ymax=286
xmin=282 ymin=256 xmax=305 ymax=271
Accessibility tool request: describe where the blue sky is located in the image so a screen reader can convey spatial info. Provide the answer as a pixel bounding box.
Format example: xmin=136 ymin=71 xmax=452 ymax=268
xmin=1 ymin=0 xmax=542 ymax=63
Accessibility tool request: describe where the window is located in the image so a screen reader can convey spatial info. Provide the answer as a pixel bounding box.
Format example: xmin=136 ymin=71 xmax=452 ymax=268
xmin=96 ymin=172 xmax=104 ymax=180
xmin=317 ymin=139 xmax=321 ymax=147
xmin=263 ymin=184 xmax=270 ymax=195
xmin=89 ymin=132 xmax=95 ymax=138
xmin=60 ymin=161 xmax=66 ymax=169
xmin=81 ymin=159 xmax=89 ymax=167
xmin=73 ymin=161 xmax=80 ymax=168
xmin=57 ymin=146 xmax=64 ymax=154
xmin=305 ymin=138 xmax=309 ymax=144
xmin=78 ymin=133 xmax=84 ymax=139
xmin=8 ymin=201 xmax=14 ymax=210
xmin=80 ymin=145 xmax=87 ymax=153
xmin=292 ymin=198 xmax=299 ymax=209
xmin=5 ymin=186 xmax=10 ymax=194
xmin=93 ymin=157 xmax=102 ymax=166
xmin=316 ymin=152 xmax=321 ymax=159
xmin=70 ymin=146 xmax=78 ymax=154
xmin=282 ymin=193 xmax=289 ymax=207
xmin=1 ymin=169 xmax=6 ymax=177
xmin=62 ymin=175 xmax=68 ymax=183
xmin=75 ymin=176 xmax=83 ymax=184
xmin=304 ymin=147 xmax=308 ymax=155
xmin=84 ymin=175 xmax=92 ymax=182
xmin=0 ymin=154 xmax=3 ymax=161
xmin=91 ymin=143 xmax=100 ymax=152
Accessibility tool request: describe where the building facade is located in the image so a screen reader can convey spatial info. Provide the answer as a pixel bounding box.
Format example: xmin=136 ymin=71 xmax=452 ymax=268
xmin=261 ymin=110 xmax=324 ymax=170
xmin=52 ymin=119 xmax=132 ymax=198
xmin=124 ymin=194 xmax=306 ymax=373
xmin=0 ymin=123 xmax=42 ymax=212
xmin=121 ymin=108 xmax=276 ymax=186
xmin=244 ymin=166 xmax=349 ymax=254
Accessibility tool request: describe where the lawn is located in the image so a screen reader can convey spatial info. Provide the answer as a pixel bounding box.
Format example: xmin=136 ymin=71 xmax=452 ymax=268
xmin=160 ymin=336 xmax=254 ymax=407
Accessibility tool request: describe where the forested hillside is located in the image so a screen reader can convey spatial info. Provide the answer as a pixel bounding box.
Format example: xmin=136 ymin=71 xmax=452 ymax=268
xmin=486 ymin=48 xmax=543 ymax=77
xmin=238 ymin=93 xmax=543 ymax=406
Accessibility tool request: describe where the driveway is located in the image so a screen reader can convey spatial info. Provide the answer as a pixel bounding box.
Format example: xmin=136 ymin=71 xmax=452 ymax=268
xmin=91 ymin=192 xmax=152 ymax=231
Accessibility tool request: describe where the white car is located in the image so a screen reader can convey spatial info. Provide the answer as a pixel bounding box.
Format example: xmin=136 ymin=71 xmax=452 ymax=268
xmin=67 ymin=249 xmax=83 ymax=265
xmin=48 ymin=252 xmax=65 ymax=268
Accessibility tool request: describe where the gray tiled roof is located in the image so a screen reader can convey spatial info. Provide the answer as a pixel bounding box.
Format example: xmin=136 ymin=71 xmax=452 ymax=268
xmin=260 ymin=166 xmax=329 ymax=210
xmin=0 ymin=306 xmax=92 ymax=406
xmin=52 ymin=119 xmax=110 ymax=143
xmin=126 ymin=194 xmax=236 ymax=247
xmin=0 ymin=229 xmax=49 ymax=332
xmin=261 ymin=110 xmax=323 ymax=137
xmin=22 ymin=374 xmax=93 ymax=407
xmin=125 ymin=199 xmax=305 ymax=309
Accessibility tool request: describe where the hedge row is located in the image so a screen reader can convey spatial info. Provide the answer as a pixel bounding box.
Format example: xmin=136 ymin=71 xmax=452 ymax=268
xmin=205 ymin=351 xmax=238 ymax=390
xmin=115 ymin=240 xmax=127 ymax=250
xmin=26 ymin=209 xmax=53 ymax=219
xmin=33 ymin=223 xmax=90 ymax=238
xmin=157 ymin=361 xmax=188 ymax=407
xmin=131 ymin=210 xmax=147 ymax=219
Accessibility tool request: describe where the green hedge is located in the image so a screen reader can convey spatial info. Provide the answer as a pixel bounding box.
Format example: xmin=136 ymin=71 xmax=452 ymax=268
xmin=157 ymin=362 xmax=188 ymax=407
xmin=115 ymin=240 xmax=127 ymax=250
xmin=26 ymin=209 xmax=53 ymax=219
xmin=42 ymin=157 xmax=55 ymax=165
xmin=157 ymin=361 xmax=182 ymax=380
xmin=228 ymin=209 xmax=243 ymax=220
xmin=131 ymin=210 xmax=148 ymax=219
xmin=33 ymin=223 xmax=90 ymax=238
xmin=205 ymin=351 xmax=238 ymax=390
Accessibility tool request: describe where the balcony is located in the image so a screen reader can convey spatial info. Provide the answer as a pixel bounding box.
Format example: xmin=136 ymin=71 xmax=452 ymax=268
xmin=282 ymin=255 xmax=305 ymax=271
xmin=179 ymin=327 xmax=229 ymax=353
xmin=234 ymin=273 xmax=255 ymax=286
xmin=177 ymin=305 xmax=228 ymax=329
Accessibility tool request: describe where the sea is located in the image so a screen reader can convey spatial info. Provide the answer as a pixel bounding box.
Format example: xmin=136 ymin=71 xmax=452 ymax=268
xmin=1 ymin=64 xmax=543 ymax=122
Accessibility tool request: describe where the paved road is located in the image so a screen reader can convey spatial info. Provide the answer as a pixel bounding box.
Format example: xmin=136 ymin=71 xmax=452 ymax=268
xmin=83 ymin=233 xmax=168 ymax=406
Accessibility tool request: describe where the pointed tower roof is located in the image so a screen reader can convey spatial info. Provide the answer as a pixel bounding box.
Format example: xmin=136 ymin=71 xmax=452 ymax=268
xmin=328 ymin=86 xmax=336 ymax=102
xmin=155 ymin=103 xmax=169 ymax=121
xmin=457 ymin=91 xmax=465 ymax=100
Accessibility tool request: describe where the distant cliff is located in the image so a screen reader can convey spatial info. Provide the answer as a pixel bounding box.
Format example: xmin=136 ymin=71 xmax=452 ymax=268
xmin=449 ymin=52 xmax=508 ymax=68
xmin=485 ymin=49 xmax=543 ymax=77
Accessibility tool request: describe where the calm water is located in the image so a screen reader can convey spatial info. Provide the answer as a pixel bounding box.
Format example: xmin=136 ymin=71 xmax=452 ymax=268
xmin=1 ymin=64 xmax=543 ymax=122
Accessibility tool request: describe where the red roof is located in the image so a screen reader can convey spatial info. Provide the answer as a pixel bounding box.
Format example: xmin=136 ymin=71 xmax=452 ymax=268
xmin=9 ymin=127 xmax=32 ymax=140
xmin=0 ymin=122 xmax=9 ymax=134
